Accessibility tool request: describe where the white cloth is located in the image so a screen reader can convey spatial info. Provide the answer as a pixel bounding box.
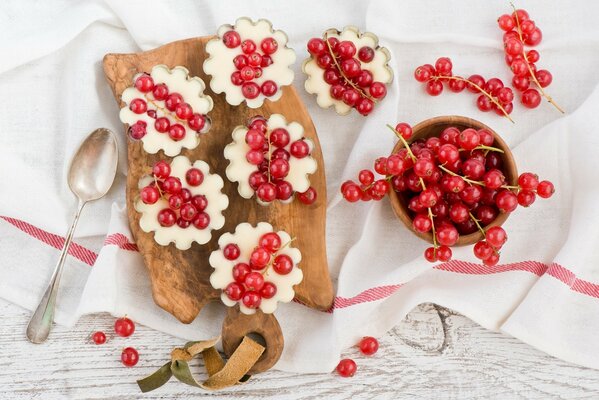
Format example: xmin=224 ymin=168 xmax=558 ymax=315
xmin=1 ymin=0 xmax=599 ymax=373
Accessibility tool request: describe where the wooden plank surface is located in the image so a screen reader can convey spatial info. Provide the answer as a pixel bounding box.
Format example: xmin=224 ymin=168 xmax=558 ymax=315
xmin=3 ymin=300 xmax=599 ymax=399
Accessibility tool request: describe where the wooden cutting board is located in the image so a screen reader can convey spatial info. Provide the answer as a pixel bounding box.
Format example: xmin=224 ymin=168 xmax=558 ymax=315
xmin=103 ymin=37 xmax=334 ymax=372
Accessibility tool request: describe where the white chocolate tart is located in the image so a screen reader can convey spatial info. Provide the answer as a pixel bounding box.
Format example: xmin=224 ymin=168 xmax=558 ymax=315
xmin=209 ymin=222 xmax=303 ymax=315
xmin=303 ymin=26 xmax=393 ymax=116
xmin=223 ymin=114 xmax=318 ymax=205
xmin=203 ymin=17 xmax=296 ymax=108
xmin=120 ymin=65 xmax=213 ymax=156
xmin=135 ymin=155 xmax=228 ymax=250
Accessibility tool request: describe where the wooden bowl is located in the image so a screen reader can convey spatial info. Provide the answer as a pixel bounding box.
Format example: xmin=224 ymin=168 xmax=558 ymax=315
xmin=388 ymin=115 xmax=517 ymax=246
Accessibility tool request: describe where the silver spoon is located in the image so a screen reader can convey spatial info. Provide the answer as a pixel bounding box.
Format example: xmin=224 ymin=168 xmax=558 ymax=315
xmin=26 ymin=128 xmax=118 ymax=344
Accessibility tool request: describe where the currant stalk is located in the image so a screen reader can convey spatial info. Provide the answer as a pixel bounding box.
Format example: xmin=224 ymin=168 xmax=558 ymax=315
xmin=324 ymin=32 xmax=376 ymax=102
xmin=440 ymin=76 xmax=514 ymax=123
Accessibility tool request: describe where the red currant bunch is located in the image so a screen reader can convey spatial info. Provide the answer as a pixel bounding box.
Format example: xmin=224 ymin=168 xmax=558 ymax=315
xmin=223 ymin=30 xmax=280 ymax=99
xmin=498 ymin=7 xmax=563 ymax=113
xmin=140 ymin=160 xmax=211 ymax=230
xmin=244 ymin=116 xmax=317 ymax=205
xmin=414 ymin=57 xmax=514 ymax=122
xmin=341 ymin=122 xmax=555 ymax=265
xmin=128 ymin=73 xmax=210 ymax=141
xmin=222 ymin=231 xmax=296 ymax=310
xmin=306 ymin=32 xmax=390 ymax=116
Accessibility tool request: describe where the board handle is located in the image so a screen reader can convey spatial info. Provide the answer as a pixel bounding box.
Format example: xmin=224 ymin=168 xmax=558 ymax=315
xmin=221 ymin=306 xmax=283 ymax=374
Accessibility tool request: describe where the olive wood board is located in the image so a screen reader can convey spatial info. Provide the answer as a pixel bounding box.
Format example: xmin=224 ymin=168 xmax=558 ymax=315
xmin=103 ymin=36 xmax=334 ymax=373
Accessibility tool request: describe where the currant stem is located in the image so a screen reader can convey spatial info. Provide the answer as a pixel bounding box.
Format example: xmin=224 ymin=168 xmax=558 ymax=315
xmin=459 ymin=145 xmax=505 ymax=153
xmin=142 ymin=93 xmax=192 ymax=126
xmin=434 ymin=75 xmax=515 ymax=123
xmin=386 ymin=124 xmax=418 ymax=162
xmin=510 ymin=3 xmax=565 ymax=114
xmin=267 ymin=129 xmax=273 ymax=183
xmin=261 ymin=237 xmax=296 ymax=277
xmin=429 ymin=207 xmax=438 ymax=249
xmin=438 ymin=165 xmax=485 ymax=186
xmin=469 ymin=212 xmax=487 ymax=238
xmin=324 ymin=31 xmax=376 ymax=102
xmin=152 ymin=176 xmax=165 ymax=197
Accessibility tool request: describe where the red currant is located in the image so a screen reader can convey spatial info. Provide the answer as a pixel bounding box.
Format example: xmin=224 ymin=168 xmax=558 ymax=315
xmin=114 ymin=317 xmax=135 ymax=337
xmin=486 ymin=226 xmax=507 ymax=248
xmin=297 ymin=187 xmax=317 ymax=205
xmin=358 ymin=336 xmax=379 ymax=355
xmin=92 ymin=331 xmax=107 ymax=345
xmin=168 ymin=123 xmax=186 ymax=141
xmin=223 ymin=30 xmax=241 ymax=48
xmin=261 ymin=37 xmax=278 ymax=54
xmin=223 ymin=243 xmax=240 ymax=260
xmin=260 ymin=232 xmax=282 ymax=253
xmin=192 ymin=212 xmax=210 ymax=229
xmin=129 ymin=98 xmax=147 ymax=114
xmin=242 ymin=291 xmax=261 ymax=309
xmin=233 ymin=263 xmax=251 ymax=283
xmin=307 ymin=38 xmax=326 ymax=56
xmin=273 ymin=254 xmax=293 ymax=275
xmin=261 ymin=80 xmax=278 ymax=97
xmin=257 ymin=182 xmax=277 ymax=202
xmin=157 ymin=209 xmax=176 ymax=227
xmin=225 ymin=282 xmax=244 ymax=301
xmin=336 ymin=359 xmax=357 ymax=377
xmin=260 ymin=282 xmax=277 ymax=299
xmin=536 ymin=181 xmax=554 ymax=198
xmin=121 ymin=347 xmax=139 ymax=367
xmin=140 ymin=186 xmax=159 ymax=204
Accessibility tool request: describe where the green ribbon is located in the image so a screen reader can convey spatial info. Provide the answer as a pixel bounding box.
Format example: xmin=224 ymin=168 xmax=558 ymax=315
xmin=137 ymin=336 xmax=264 ymax=392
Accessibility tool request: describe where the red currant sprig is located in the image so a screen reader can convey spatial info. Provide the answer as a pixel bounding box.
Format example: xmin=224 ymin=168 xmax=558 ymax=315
xmin=224 ymin=232 xmax=296 ymax=310
xmin=498 ymin=5 xmax=564 ymax=113
xmin=414 ymin=58 xmax=515 ymax=123
xmin=307 ymin=32 xmax=387 ymax=116
xmin=141 ymin=160 xmax=211 ymax=230
xmin=223 ymin=30 xmax=280 ymax=99
xmin=244 ymin=116 xmax=317 ymax=205
xmin=341 ymin=122 xmax=555 ymax=265
xmin=129 ymin=74 xmax=209 ymax=142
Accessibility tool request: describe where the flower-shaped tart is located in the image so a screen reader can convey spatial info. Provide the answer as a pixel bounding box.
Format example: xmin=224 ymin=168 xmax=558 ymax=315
xmin=203 ymin=17 xmax=296 ymax=108
xmin=209 ymin=222 xmax=303 ymax=315
xmin=224 ymin=114 xmax=318 ymax=205
xmin=135 ymin=155 xmax=228 ymax=250
xmin=303 ymin=26 xmax=393 ymax=116
xmin=120 ymin=65 xmax=213 ymax=156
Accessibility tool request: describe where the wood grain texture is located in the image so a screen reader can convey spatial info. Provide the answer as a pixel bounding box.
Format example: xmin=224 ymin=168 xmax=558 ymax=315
xmin=388 ymin=115 xmax=518 ymax=246
xmin=102 ymin=38 xmax=334 ymax=332
xmin=3 ymin=300 xmax=599 ymax=399
xmin=222 ymin=307 xmax=283 ymax=375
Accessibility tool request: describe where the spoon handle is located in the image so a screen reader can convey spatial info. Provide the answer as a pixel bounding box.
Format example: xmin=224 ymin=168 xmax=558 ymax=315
xmin=26 ymin=200 xmax=86 ymax=344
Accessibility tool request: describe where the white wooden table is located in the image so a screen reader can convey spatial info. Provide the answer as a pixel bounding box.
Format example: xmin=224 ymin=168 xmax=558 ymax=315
xmin=2 ymin=300 xmax=598 ymax=399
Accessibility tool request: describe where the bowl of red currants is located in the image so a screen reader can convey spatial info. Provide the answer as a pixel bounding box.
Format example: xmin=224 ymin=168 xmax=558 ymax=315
xmin=342 ymin=115 xmax=555 ymax=265
xmin=387 ymin=116 xmax=517 ymax=247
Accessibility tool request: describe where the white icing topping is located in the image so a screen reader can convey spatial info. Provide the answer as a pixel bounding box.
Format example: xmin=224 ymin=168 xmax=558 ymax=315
xmin=303 ymin=26 xmax=393 ymax=115
xmin=203 ymin=18 xmax=296 ymax=108
xmin=209 ymin=222 xmax=303 ymax=315
xmin=223 ymin=114 xmax=317 ymax=202
xmin=120 ymin=65 xmax=213 ymax=156
xmin=135 ymin=155 xmax=228 ymax=250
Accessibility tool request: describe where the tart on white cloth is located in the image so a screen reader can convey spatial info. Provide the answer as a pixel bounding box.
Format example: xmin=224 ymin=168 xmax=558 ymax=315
xmin=303 ymin=26 xmax=393 ymax=116
xmin=203 ymin=17 xmax=296 ymax=108
xmin=209 ymin=222 xmax=303 ymax=315
xmin=223 ymin=114 xmax=318 ymax=205
xmin=135 ymin=155 xmax=228 ymax=250
xmin=120 ymin=65 xmax=213 ymax=156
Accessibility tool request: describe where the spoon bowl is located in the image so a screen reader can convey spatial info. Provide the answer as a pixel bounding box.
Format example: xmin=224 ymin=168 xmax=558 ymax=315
xmin=68 ymin=128 xmax=119 ymax=202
